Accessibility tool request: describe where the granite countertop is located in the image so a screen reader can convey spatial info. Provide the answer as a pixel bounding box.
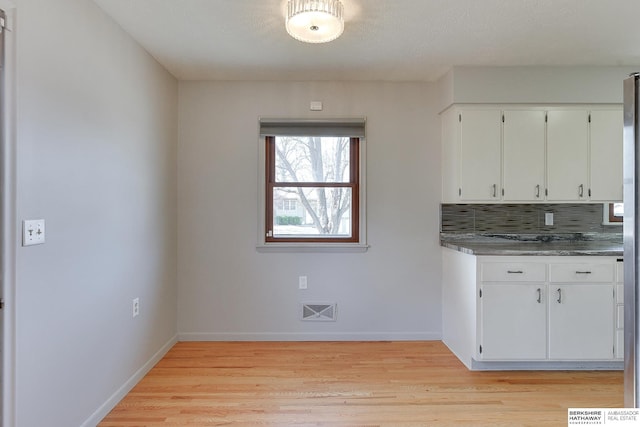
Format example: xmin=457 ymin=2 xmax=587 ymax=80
xmin=440 ymin=233 xmax=623 ymax=256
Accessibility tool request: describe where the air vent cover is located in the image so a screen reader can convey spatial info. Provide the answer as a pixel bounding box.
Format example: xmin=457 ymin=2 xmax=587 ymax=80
xmin=301 ymin=303 xmax=337 ymax=321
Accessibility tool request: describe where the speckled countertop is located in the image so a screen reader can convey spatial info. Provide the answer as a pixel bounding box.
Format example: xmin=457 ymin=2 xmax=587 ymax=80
xmin=440 ymin=233 xmax=623 ymax=256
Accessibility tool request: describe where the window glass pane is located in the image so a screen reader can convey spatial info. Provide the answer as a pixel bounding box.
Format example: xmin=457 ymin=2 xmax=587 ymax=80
xmin=275 ymin=136 xmax=350 ymax=183
xmin=272 ymin=187 xmax=352 ymax=237
xmin=613 ymin=202 xmax=624 ymax=217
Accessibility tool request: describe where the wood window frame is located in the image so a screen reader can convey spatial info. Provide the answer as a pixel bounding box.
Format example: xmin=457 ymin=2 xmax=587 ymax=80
xmin=265 ymin=136 xmax=360 ymax=243
xmin=608 ymin=203 xmax=623 ymax=223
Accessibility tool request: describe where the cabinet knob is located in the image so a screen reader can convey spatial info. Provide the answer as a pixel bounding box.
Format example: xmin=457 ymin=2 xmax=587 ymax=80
xmin=537 ymin=288 xmax=542 ymax=304
xmin=578 ymin=184 xmax=584 ymax=198
xmin=492 ymin=184 xmax=497 ymax=198
xmin=535 ymin=185 xmax=540 ymax=199
xmin=557 ymin=288 xmax=562 ymax=304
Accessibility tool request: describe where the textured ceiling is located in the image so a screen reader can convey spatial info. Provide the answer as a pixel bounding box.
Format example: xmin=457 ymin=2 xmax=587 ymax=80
xmin=92 ymin=0 xmax=640 ymax=82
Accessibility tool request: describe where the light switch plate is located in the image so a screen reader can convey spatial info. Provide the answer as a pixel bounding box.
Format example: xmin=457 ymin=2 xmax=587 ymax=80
xmin=23 ymin=219 xmax=45 ymax=246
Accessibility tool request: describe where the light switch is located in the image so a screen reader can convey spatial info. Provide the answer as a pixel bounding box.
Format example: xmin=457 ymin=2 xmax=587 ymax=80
xmin=23 ymin=219 xmax=45 ymax=246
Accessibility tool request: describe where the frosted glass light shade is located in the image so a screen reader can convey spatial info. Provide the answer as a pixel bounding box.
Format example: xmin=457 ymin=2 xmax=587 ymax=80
xmin=286 ymin=0 xmax=344 ymax=43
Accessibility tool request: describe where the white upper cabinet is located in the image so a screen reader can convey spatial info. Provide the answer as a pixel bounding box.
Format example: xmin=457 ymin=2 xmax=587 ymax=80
xmin=546 ymin=110 xmax=590 ymax=201
xmin=590 ymin=110 xmax=623 ymax=202
xmin=440 ymin=104 xmax=622 ymax=203
xmin=502 ymin=110 xmax=546 ymax=201
xmin=459 ymin=109 xmax=502 ymax=201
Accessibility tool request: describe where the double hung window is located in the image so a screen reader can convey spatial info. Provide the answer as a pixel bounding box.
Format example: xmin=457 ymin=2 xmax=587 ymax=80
xmin=259 ymin=119 xmax=366 ymax=249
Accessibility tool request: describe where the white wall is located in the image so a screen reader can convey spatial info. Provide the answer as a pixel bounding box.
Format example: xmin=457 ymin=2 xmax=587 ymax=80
xmin=12 ymin=0 xmax=178 ymax=425
xmin=439 ymin=66 xmax=640 ymax=109
xmin=177 ymin=81 xmax=442 ymax=341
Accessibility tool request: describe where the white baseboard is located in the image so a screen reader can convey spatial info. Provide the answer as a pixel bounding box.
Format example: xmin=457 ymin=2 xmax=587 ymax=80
xmin=471 ymin=359 xmax=624 ymax=371
xmin=81 ymin=334 xmax=178 ymax=427
xmin=178 ymin=331 xmax=441 ymax=341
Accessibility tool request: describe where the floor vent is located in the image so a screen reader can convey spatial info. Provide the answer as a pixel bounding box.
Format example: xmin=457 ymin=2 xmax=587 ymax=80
xmin=301 ymin=303 xmax=337 ymax=321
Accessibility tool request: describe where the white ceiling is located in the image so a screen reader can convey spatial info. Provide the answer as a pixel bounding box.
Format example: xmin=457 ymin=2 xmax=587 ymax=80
xmin=92 ymin=0 xmax=640 ymax=82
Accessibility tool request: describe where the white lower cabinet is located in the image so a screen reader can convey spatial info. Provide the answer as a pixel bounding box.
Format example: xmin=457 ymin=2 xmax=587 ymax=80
xmin=477 ymin=257 xmax=616 ymax=363
xmin=548 ymin=284 xmax=614 ymax=360
xmin=480 ymin=283 xmax=547 ymax=360
xmin=615 ymin=260 xmax=624 ymax=360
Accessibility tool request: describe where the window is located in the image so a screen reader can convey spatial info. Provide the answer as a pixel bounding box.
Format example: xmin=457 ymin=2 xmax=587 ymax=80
xmin=258 ymin=119 xmax=366 ymax=250
xmin=608 ymin=202 xmax=624 ymax=223
xmin=283 ymin=200 xmax=297 ymax=210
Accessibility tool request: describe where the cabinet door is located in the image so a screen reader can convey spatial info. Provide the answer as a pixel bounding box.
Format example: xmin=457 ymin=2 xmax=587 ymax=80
xmin=615 ymin=260 xmax=624 ymax=360
xmin=441 ymin=108 xmax=461 ymax=202
xmin=547 ymin=110 xmax=589 ymax=201
xmin=590 ymin=110 xmax=623 ymax=202
xmin=548 ymin=284 xmax=614 ymax=360
xmin=503 ymin=110 xmax=546 ymax=201
xmin=479 ymin=283 xmax=547 ymax=360
xmin=459 ymin=110 xmax=502 ymax=201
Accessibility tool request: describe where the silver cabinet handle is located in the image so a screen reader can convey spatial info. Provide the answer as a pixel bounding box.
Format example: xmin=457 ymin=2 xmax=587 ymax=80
xmin=492 ymin=184 xmax=497 ymax=198
xmin=535 ymin=184 xmax=540 ymax=199
xmin=578 ymin=184 xmax=584 ymax=198
xmin=557 ymin=288 xmax=562 ymax=304
xmin=575 ymin=271 xmax=592 ymax=274
xmin=537 ymin=288 xmax=542 ymax=304
xmin=507 ymin=270 xmax=524 ymax=274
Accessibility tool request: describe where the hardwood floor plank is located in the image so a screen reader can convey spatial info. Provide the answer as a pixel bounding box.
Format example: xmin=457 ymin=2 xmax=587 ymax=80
xmin=99 ymin=341 xmax=623 ymax=426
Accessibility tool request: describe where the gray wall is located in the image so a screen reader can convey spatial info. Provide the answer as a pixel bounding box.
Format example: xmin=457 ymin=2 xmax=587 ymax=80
xmin=177 ymin=81 xmax=442 ymax=341
xmin=12 ymin=0 xmax=178 ymax=425
xmin=7 ymin=2 xmax=639 ymax=425
xmin=439 ymin=66 xmax=640 ymax=109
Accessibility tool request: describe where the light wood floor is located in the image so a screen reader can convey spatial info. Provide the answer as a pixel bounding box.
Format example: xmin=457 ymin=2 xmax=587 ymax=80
xmin=99 ymin=341 xmax=623 ymax=426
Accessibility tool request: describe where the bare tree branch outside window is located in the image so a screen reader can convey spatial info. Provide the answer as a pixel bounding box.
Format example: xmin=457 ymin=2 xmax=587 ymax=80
xmin=267 ymin=136 xmax=358 ymax=240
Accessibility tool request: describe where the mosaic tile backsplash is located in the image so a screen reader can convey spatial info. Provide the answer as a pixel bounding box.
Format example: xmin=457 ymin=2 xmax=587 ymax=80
xmin=441 ymin=204 xmax=622 ymax=234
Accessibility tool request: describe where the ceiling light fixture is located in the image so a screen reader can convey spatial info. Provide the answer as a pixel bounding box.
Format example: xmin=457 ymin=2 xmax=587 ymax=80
xmin=286 ymin=0 xmax=345 ymax=44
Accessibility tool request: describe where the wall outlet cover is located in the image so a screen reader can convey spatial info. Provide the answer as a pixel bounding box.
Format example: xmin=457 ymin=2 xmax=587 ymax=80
xmin=545 ymin=212 xmax=554 ymax=226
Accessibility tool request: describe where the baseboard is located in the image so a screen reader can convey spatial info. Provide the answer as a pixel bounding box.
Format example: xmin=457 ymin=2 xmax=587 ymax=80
xmin=471 ymin=358 xmax=624 ymax=371
xmin=80 ymin=334 xmax=178 ymax=427
xmin=178 ymin=331 xmax=441 ymax=341
xmin=441 ymin=338 xmax=473 ymax=370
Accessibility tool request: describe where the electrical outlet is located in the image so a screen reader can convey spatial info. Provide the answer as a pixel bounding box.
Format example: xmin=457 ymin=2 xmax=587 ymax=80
xmin=299 ymin=276 xmax=308 ymax=290
xmin=132 ymin=297 xmax=140 ymax=318
xmin=22 ymin=219 xmax=45 ymax=246
xmin=545 ymin=212 xmax=554 ymax=226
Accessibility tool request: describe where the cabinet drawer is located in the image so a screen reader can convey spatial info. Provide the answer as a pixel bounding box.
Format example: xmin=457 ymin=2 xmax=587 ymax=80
xmin=481 ymin=262 xmax=546 ymax=282
xmin=548 ymin=263 xmax=614 ymax=283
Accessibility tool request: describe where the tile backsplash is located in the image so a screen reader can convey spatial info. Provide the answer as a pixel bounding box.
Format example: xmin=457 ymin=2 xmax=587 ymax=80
xmin=441 ymin=204 xmax=621 ymax=234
